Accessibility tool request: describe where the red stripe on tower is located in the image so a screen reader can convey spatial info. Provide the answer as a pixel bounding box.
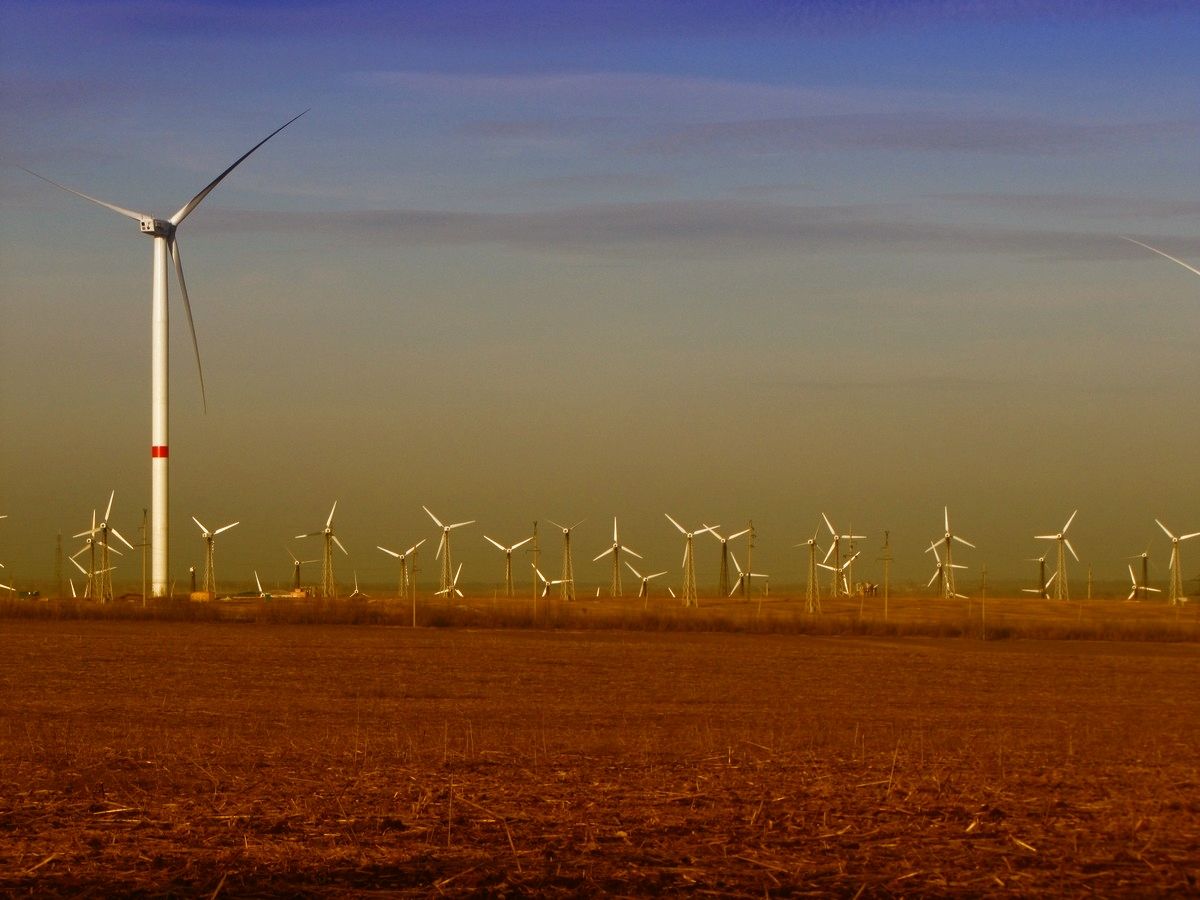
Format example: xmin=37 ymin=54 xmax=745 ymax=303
xmin=151 ymin=446 xmax=168 ymax=458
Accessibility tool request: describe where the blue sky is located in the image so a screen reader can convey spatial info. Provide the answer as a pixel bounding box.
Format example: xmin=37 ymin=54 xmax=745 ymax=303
xmin=1 ymin=1 xmax=1197 ymax=593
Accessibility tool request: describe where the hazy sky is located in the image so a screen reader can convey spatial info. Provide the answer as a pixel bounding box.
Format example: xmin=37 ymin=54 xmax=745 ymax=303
xmin=1 ymin=1 xmax=1197 ymax=594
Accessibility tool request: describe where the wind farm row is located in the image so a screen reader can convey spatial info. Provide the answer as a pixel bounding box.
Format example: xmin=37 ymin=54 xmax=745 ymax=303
xmin=2 ymin=501 xmax=1195 ymax=607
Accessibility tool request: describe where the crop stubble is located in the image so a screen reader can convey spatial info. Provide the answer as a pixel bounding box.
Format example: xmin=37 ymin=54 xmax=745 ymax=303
xmin=0 ymin=623 xmax=1197 ymax=895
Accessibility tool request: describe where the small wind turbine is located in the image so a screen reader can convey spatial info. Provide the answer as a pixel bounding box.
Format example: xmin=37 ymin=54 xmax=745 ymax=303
xmin=665 ymin=514 xmax=716 ymax=608
xmin=533 ymin=565 xmax=569 ymax=599
xmin=296 ymin=501 xmax=348 ymax=599
xmin=624 ymin=561 xmax=667 ymax=608
xmin=820 ymin=550 xmax=862 ymax=598
xmin=922 ymin=543 xmax=966 ymax=599
xmin=348 ymin=572 xmax=368 ymax=600
xmin=705 ymin=524 xmax=749 ymax=598
xmin=794 ymin=529 xmax=822 ymax=613
xmin=1156 ymin=518 xmax=1199 ymax=606
xmin=424 ymin=506 xmax=475 ymax=595
xmin=191 ymin=516 xmax=239 ymax=597
xmin=1127 ymin=564 xmax=1161 ymax=601
xmin=23 ymin=112 xmax=307 ymax=596
xmin=378 ymin=538 xmax=425 ymax=600
xmin=485 ymin=534 xmax=534 ymax=598
xmin=593 ymin=518 xmax=641 ymax=598
xmin=728 ymin=553 xmax=767 ymax=598
xmin=1124 ymin=548 xmax=1154 ymax=601
xmin=820 ymin=514 xmax=861 ymax=597
xmin=548 ymin=519 xmax=584 ymax=602
xmin=74 ymin=492 xmax=134 ymax=602
xmin=1020 ymin=557 xmax=1054 ymax=599
xmin=436 ymin=563 xmax=465 ymax=600
xmin=1036 ymin=510 xmax=1079 ymax=601
xmin=287 ymin=548 xmax=319 ymax=592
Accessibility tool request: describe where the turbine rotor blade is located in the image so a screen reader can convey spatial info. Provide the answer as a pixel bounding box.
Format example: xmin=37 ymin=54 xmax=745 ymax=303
xmin=18 ymin=166 xmax=146 ymax=221
xmin=170 ymin=110 xmax=309 ymax=226
xmin=1062 ymin=509 xmax=1078 ymax=533
xmin=954 ymin=536 xmax=976 ymax=549
xmin=192 ymin=516 xmax=208 ymax=534
xmin=727 ymin=528 xmax=750 ymax=541
xmin=104 ymin=490 xmax=115 ymax=522
xmin=333 ymin=535 xmax=348 ymax=555
xmin=378 ymin=546 xmax=399 ymax=558
xmin=664 ymin=513 xmax=686 ymax=535
xmin=423 ymin=506 xmax=444 ymax=528
xmin=406 ymin=538 xmax=427 ymax=555
xmin=511 ymin=537 xmax=533 ymax=551
xmin=448 ymin=520 xmax=475 ymax=530
xmin=111 ymin=528 xmax=135 ymax=550
xmin=1121 ymin=235 xmax=1200 ymax=278
xmin=593 ymin=547 xmax=614 ymax=561
xmin=622 ymin=546 xmax=643 ymax=559
xmin=214 ymin=521 xmax=239 ymax=536
xmin=326 ymin=501 xmax=338 ymax=528
xmin=1065 ymin=539 xmax=1080 ymax=562
xmin=169 ymin=236 xmax=207 ymax=411
xmin=484 ymin=535 xmax=506 ymax=552
xmin=1156 ymin=519 xmax=1177 ymax=540
xmin=624 ymin=561 xmax=642 ymax=579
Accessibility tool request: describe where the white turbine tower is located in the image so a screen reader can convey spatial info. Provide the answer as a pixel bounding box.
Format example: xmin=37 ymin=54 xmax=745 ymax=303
xmin=593 ymin=518 xmax=641 ymax=598
xmin=296 ymin=501 xmax=348 ymax=599
xmin=922 ymin=543 xmax=965 ymax=599
xmin=1157 ymin=518 xmax=1199 ymax=607
xmin=424 ymin=506 xmax=474 ymax=594
xmin=22 ymin=112 xmax=306 ymax=596
xmin=484 ymin=534 xmax=533 ymax=598
xmin=665 ymin=514 xmax=716 ymax=608
xmin=705 ymin=524 xmax=750 ymax=598
xmin=1036 ymin=510 xmax=1079 ymax=601
xmin=624 ymin=561 xmax=667 ymax=607
xmin=191 ymin=516 xmax=239 ymax=597
xmin=548 ymin=519 xmax=584 ymax=602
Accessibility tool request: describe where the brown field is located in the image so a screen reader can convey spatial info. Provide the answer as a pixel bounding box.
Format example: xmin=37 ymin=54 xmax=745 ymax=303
xmin=1 ymin=618 xmax=1198 ymax=896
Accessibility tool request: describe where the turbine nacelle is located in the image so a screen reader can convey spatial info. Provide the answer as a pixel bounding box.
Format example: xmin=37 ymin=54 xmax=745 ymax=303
xmin=139 ymin=217 xmax=174 ymax=237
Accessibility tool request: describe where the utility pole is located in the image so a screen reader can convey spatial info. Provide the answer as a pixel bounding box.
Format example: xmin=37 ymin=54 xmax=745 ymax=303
xmin=878 ymin=531 xmax=893 ymax=622
xmin=1087 ymin=564 xmax=1093 ymax=601
xmin=54 ymin=532 xmax=63 ymax=600
xmin=140 ymin=509 xmax=148 ymax=607
xmin=744 ymin=520 xmax=755 ymax=600
xmin=529 ymin=521 xmax=540 ymax=604
xmin=980 ymin=563 xmax=988 ymax=640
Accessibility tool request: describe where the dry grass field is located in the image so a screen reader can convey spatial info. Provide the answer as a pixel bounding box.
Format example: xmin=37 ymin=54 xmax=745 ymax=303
xmin=1 ymin=617 xmax=1198 ymax=895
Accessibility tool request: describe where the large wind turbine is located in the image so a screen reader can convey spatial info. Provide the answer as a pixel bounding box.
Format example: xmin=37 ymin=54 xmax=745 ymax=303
xmin=592 ymin=518 xmax=641 ymax=598
xmin=424 ymin=506 xmax=474 ymax=594
xmin=296 ymin=501 xmax=348 ymax=599
xmin=1036 ymin=510 xmax=1079 ymax=601
xmin=192 ymin=516 xmax=239 ymax=598
xmin=927 ymin=507 xmax=974 ymax=599
xmin=624 ymin=561 xmax=667 ymax=607
xmin=484 ymin=534 xmax=533 ymax=598
xmin=794 ymin=530 xmax=822 ymax=614
xmin=1157 ymin=518 xmax=1199 ymax=607
xmin=665 ymin=514 xmax=715 ymax=608
xmin=705 ymin=524 xmax=750 ymax=598
xmin=22 ymin=112 xmax=307 ymax=596
xmin=548 ymin=519 xmax=584 ymax=602
xmin=728 ymin=553 xmax=768 ymax=598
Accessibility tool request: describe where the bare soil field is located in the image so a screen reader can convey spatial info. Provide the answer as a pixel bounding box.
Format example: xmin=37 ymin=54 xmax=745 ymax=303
xmin=1 ymin=621 xmax=1198 ymax=896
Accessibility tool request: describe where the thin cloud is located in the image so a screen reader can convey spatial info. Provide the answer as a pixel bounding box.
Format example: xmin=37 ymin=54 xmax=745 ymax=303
xmin=197 ymin=199 xmax=1154 ymax=261
xmin=937 ymin=192 xmax=1200 ymax=220
xmin=638 ymin=114 xmax=1200 ymax=156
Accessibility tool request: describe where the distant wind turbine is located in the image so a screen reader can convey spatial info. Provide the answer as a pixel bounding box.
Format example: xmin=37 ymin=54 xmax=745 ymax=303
xmin=21 ymin=111 xmax=307 ymax=596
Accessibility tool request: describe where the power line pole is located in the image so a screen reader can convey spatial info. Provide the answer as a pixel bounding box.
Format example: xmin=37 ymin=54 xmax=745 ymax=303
xmin=744 ymin=520 xmax=755 ymax=600
xmin=54 ymin=532 xmax=63 ymax=600
xmin=878 ymin=530 xmax=893 ymax=622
